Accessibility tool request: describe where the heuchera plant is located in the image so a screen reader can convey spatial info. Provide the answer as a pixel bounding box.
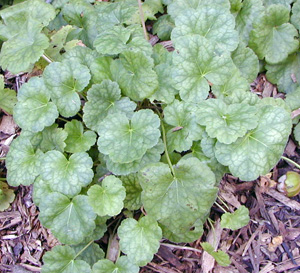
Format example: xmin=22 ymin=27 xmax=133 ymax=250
xmin=0 ymin=0 xmax=298 ymax=271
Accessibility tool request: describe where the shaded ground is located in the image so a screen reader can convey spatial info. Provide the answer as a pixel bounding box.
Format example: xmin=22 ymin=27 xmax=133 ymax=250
xmin=1 ymin=44 xmax=300 ymax=273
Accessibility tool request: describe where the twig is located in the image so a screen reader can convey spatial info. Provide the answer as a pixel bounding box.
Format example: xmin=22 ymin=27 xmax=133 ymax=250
xmin=160 ymin=243 xmax=202 ymax=254
xmin=137 ymin=0 xmax=148 ymax=41
xmin=42 ymin=54 xmax=53 ymax=63
xmin=291 ymin=108 xmax=300 ymax=119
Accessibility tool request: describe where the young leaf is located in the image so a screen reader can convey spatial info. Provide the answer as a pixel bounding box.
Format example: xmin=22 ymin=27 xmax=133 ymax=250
xmin=140 ymin=157 xmax=218 ymax=241
xmin=13 ymin=77 xmax=59 ymax=132
xmin=43 ymin=59 xmax=91 ymax=117
xmin=201 ymin=242 xmax=231 ymax=267
xmin=215 ymin=105 xmax=292 ymax=181
xmin=0 ymin=75 xmax=17 ymax=115
xmin=221 ymin=205 xmax=250 ymax=230
xmin=152 ymin=15 xmax=175 ymax=41
xmin=164 ymin=100 xmax=203 ymax=152
xmin=249 ymin=4 xmax=298 ymax=64
xmin=6 ymin=137 xmax=44 ymax=186
xmin=92 ymin=256 xmax=139 ymax=273
xmin=87 ymin=176 xmax=126 ymax=217
xmin=42 ymin=245 xmax=91 ymax=273
xmin=231 ymin=42 xmax=259 ymax=83
xmin=120 ymin=173 xmax=143 ymax=210
xmin=83 ymin=80 xmax=136 ymax=131
xmin=172 ymin=7 xmax=239 ymax=53
xmin=266 ymin=53 xmax=300 ymax=93
xmin=235 ymin=0 xmax=265 ymax=44
xmin=112 ymin=50 xmax=158 ymax=101
xmin=0 ymin=182 xmax=15 ymax=212
xmin=172 ymin=35 xmax=236 ymax=102
xmin=71 ymin=243 xmax=105 ymax=267
xmin=40 ymin=151 xmax=94 ymax=196
xmin=118 ymin=216 xmax=162 ymax=266
xmin=64 ymin=120 xmax=97 ymax=153
xmin=97 ymin=109 xmax=160 ymax=164
xmin=197 ymin=99 xmax=258 ymax=144
xmin=39 ymin=193 xmax=96 ymax=245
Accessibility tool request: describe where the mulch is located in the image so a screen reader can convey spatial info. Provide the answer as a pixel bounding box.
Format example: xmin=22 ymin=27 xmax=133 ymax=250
xmin=1 ymin=43 xmax=300 ymax=273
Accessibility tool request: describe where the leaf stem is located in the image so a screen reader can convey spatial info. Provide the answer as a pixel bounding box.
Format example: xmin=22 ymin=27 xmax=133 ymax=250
xmin=57 ymin=117 xmax=69 ymax=123
xmin=217 ymin=196 xmax=230 ymax=212
xmin=0 ymin=178 xmax=6 ymax=181
xmin=160 ymin=243 xmax=202 ymax=254
xmin=0 ymin=157 xmax=6 ymax=160
xmin=137 ymin=0 xmax=148 ymax=41
xmin=214 ymin=201 xmax=227 ymax=214
xmin=161 ymin=120 xmax=175 ymax=176
xmin=42 ymin=54 xmax=53 ymax=63
xmin=281 ymin=156 xmax=300 ymax=170
xmin=73 ymin=239 xmax=94 ymax=260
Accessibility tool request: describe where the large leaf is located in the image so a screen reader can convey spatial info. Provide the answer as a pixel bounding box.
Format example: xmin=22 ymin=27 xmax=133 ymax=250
xmin=83 ymin=80 xmax=136 ymax=131
xmin=164 ymin=100 xmax=203 ymax=152
xmin=43 ymin=59 xmax=91 ymax=117
xmin=64 ymin=120 xmax=97 ymax=153
xmin=291 ymin=0 xmax=300 ymax=31
xmin=39 ymin=193 xmax=96 ymax=244
xmin=249 ymin=4 xmax=298 ymax=64
xmin=6 ymin=137 xmax=44 ymax=186
xmin=235 ymin=0 xmax=265 ymax=44
xmin=92 ymin=256 xmax=139 ymax=273
xmin=88 ymin=176 xmax=126 ymax=217
xmin=172 ymin=7 xmax=239 ymax=53
xmin=118 ymin=216 xmax=162 ymax=266
xmin=42 ymin=245 xmax=91 ymax=273
xmin=40 ymin=151 xmax=94 ymax=196
xmin=98 ymin=109 xmax=160 ymax=163
xmin=90 ymin=56 xmax=113 ymax=84
xmin=197 ymin=99 xmax=258 ymax=144
xmin=0 ymin=75 xmax=17 ymax=115
xmin=13 ymin=77 xmax=58 ymax=132
xmin=172 ymin=35 xmax=236 ymax=102
xmin=140 ymin=157 xmax=218 ymax=241
xmin=71 ymin=243 xmax=105 ymax=267
xmin=112 ymin=51 xmax=158 ymax=101
xmin=266 ymin=53 xmax=300 ymax=93
xmin=215 ymin=105 xmax=292 ymax=181
xmin=0 ymin=19 xmax=49 ymax=74
xmin=152 ymin=14 xmax=174 ymax=41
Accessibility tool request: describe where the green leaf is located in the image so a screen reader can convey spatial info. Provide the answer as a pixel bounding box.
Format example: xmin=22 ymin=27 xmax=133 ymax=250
xmin=6 ymin=137 xmax=44 ymax=186
xmin=0 ymin=182 xmax=15 ymax=212
xmin=285 ymin=87 xmax=300 ymax=110
xmin=13 ymin=77 xmax=58 ymax=132
xmin=224 ymin=90 xmax=260 ymax=106
xmin=294 ymin=122 xmax=300 ymax=144
xmin=120 ymin=173 xmax=142 ymax=210
xmin=152 ymin=15 xmax=174 ymax=41
xmin=39 ymin=193 xmax=96 ymax=244
xmin=221 ymin=205 xmax=250 ymax=230
xmin=0 ymin=20 xmax=49 ymax=74
xmin=94 ymin=25 xmax=131 ymax=55
xmin=92 ymin=256 xmax=139 ymax=273
xmin=152 ymin=44 xmax=172 ymax=66
xmin=64 ymin=120 xmax=97 ymax=153
xmin=71 ymin=243 xmax=105 ymax=267
xmin=149 ymin=63 xmax=178 ymax=104
xmin=172 ymin=35 xmax=236 ymax=101
xmin=291 ymin=0 xmax=300 ymax=31
xmin=0 ymin=75 xmax=17 ymax=115
xmin=118 ymin=216 xmax=162 ymax=266
xmin=33 ymin=177 xmax=53 ymax=207
xmin=113 ymin=50 xmax=158 ymax=101
xmin=235 ymin=0 xmax=264 ymax=44
xmin=263 ymin=0 xmax=293 ymax=8
xmin=88 ymin=176 xmax=126 ymax=217
xmin=215 ymin=105 xmax=292 ymax=181
xmin=249 ymin=4 xmax=298 ymax=64
xmin=164 ymin=100 xmax=203 ymax=152
xmin=83 ymin=80 xmax=136 ymax=131
xmin=90 ymin=57 xmax=113 ymax=84
xmin=230 ymin=0 xmax=243 ymax=14
xmin=98 ymin=109 xmax=160 ymax=163
xmin=43 ymin=59 xmax=91 ymax=117
xmin=201 ymin=242 xmax=231 ymax=267
xmin=231 ymin=42 xmax=259 ymax=83
xmin=140 ymin=157 xmax=218 ymax=241
xmin=42 ymin=245 xmax=91 ymax=273
xmin=171 ymin=7 xmax=239 ymax=53
xmin=197 ymin=99 xmax=258 ymax=144
xmin=266 ymin=52 xmax=300 ymax=93
xmin=40 ymin=151 xmax=94 ymax=196
xmin=105 ymin=140 xmax=164 ymax=176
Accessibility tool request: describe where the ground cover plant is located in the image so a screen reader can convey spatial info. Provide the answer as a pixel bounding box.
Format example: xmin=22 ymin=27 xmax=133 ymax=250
xmin=0 ymin=0 xmax=299 ymax=271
